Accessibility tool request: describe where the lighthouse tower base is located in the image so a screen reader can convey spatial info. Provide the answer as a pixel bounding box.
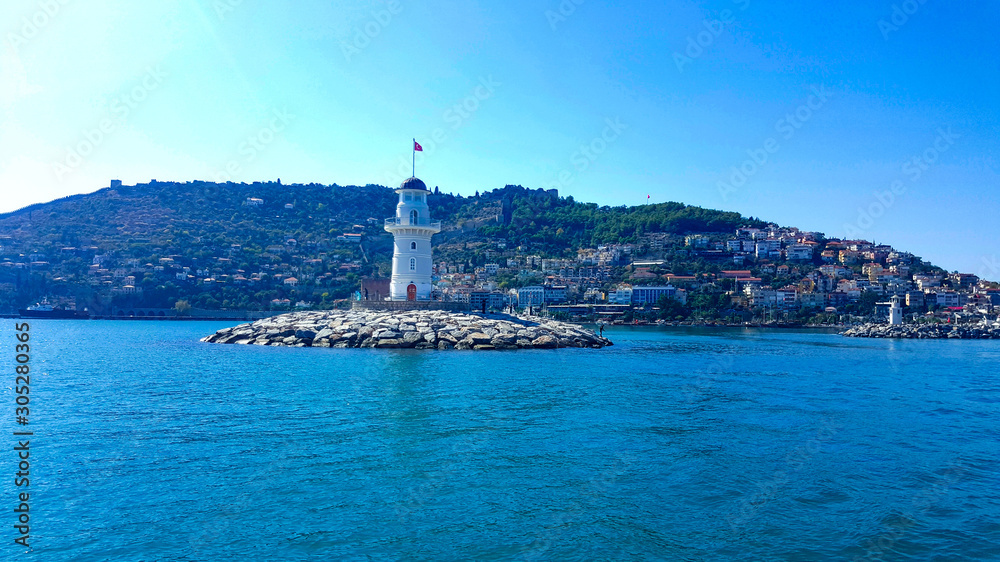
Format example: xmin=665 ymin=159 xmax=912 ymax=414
xmin=352 ymin=300 xmax=470 ymax=312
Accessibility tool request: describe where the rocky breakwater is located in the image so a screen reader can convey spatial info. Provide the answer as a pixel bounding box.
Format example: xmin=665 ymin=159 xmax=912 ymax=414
xmin=841 ymin=323 xmax=1000 ymax=339
xmin=201 ymin=310 xmax=613 ymax=350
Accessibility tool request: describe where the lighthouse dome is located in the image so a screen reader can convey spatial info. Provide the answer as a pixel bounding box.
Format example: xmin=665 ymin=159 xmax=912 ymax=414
xmin=399 ymin=177 xmax=429 ymax=192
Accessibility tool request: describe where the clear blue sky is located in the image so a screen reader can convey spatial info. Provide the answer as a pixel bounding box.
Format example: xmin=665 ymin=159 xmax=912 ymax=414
xmin=2 ymin=0 xmax=998 ymax=277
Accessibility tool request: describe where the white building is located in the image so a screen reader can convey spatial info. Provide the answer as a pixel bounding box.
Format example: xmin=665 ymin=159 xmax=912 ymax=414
xmin=518 ymin=286 xmax=544 ymax=308
xmin=785 ymin=244 xmax=814 ymax=261
xmin=631 ymin=285 xmax=686 ymax=306
xmin=936 ymin=291 xmax=960 ymax=307
xmin=747 ymin=287 xmax=779 ymax=307
xmin=755 ymin=239 xmax=781 ymax=258
xmin=543 ymin=285 xmax=568 ymax=304
xmin=608 ymin=285 xmax=633 ymax=305
xmin=384 ymin=177 xmax=441 ymax=300
xmin=776 ymin=287 xmax=798 ymax=308
xmin=685 ymin=235 xmax=710 ymax=248
xmin=470 ymin=291 xmax=510 ymax=311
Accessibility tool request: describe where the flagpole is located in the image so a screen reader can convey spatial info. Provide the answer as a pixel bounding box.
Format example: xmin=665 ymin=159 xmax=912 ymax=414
xmin=412 ymin=138 xmax=415 ymax=178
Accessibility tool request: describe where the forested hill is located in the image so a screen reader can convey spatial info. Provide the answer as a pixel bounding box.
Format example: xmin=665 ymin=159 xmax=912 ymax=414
xmin=0 ymin=180 xmax=766 ymax=257
xmin=476 ymin=185 xmax=767 ymax=254
xmin=0 ymin=180 xmax=773 ymax=311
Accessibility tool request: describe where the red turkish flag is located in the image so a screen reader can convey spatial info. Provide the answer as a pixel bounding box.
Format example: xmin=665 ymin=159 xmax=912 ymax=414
xmin=414 ymin=140 xmax=423 ymax=152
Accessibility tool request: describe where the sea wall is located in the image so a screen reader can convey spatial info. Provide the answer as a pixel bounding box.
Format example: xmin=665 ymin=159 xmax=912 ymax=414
xmin=841 ymin=323 xmax=1000 ymax=339
xmin=201 ymin=309 xmax=613 ymax=349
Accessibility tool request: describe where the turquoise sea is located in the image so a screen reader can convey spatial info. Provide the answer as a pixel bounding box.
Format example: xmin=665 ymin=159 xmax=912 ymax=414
xmin=2 ymin=320 xmax=999 ymax=560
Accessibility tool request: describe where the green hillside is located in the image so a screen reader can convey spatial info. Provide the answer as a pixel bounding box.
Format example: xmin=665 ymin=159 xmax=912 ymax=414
xmin=0 ymin=180 xmax=889 ymax=315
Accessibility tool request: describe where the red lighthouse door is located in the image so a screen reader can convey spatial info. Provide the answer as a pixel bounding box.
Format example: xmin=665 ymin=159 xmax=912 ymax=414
xmin=407 ymin=284 xmax=416 ymax=301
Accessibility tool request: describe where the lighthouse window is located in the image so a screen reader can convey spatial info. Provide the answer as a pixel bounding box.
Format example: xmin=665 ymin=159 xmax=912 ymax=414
xmin=409 ymin=258 xmax=416 ymax=271
xmin=410 ymin=242 xmax=417 ymax=251
xmin=404 ymin=194 xmax=412 ymax=201
xmin=410 ymin=210 xmax=418 ymax=223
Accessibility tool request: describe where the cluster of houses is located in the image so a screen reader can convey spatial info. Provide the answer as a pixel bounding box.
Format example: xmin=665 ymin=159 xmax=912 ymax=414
xmin=0 ymin=225 xmax=370 ymax=311
xmin=417 ymin=226 xmax=999 ymax=319
xmin=4 ymin=215 xmax=998 ymax=320
xmin=426 ymin=243 xmax=629 ymax=310
xmin=702 ymin=228 xmax=999 ymax=318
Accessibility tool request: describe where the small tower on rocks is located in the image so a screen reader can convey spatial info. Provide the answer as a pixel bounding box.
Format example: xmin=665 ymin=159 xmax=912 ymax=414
xmin=889 ymin=295 xmax=903 ymax=325
xmin=384 ymin=177 xmax=441 ymax=301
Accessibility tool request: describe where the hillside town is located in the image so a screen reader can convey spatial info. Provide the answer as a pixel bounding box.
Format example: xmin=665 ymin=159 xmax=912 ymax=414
xmin=4 ymin=194 xmax=996 ymax=324
xmin=423 ymin=225 xmax=999 ymax=324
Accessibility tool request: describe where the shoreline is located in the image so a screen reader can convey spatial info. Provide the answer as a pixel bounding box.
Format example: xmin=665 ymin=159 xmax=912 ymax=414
xmin=0 ymin=312 xmax=849 ymax=329
xmin=606 ymin=321 xmax=846 ymax=330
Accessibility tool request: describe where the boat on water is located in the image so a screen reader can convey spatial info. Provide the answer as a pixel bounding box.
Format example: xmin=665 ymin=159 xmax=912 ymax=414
xmin=18 ymin=298 xmax=89 ymax=319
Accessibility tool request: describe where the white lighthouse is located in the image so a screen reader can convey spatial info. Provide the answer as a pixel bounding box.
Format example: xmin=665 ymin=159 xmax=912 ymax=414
xmin=889 ymin=294 xmax=903 ymax=325
xmin=384 ymin=177 xmax=441 ymax=301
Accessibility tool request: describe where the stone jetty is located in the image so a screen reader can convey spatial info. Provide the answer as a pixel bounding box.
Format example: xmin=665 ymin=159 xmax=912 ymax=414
xmin=201 ymin=309 xmax=613 ymax=350
xmin=841 ymin=323 xmax=1000 ymax=339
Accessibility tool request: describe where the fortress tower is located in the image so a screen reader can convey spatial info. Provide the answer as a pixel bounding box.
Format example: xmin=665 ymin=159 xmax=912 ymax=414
xmin=384 ymin=177 xmax=441 ymax=300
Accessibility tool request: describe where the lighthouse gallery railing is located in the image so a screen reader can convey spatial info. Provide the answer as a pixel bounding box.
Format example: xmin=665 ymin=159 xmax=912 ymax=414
xmin=385 ymin=217 xmax=442 ymax=229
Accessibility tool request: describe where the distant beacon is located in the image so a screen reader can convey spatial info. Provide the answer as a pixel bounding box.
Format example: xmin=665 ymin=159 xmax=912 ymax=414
xmin=889 ymin=294 xmax=903 ymax=325
xmin=384 ymin=177 xmax=441 ymax=301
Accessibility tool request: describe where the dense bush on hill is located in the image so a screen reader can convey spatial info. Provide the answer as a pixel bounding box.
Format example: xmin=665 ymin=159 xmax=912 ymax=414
xmin=479 ymin=194 xmax=765 ymax=255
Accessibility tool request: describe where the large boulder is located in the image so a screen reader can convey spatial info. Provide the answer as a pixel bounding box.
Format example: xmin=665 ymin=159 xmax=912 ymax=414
xmin=467 ymin=332 xmax=492 ymax=345
xmin=531 ymin=335 xmax=558 ymax=348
